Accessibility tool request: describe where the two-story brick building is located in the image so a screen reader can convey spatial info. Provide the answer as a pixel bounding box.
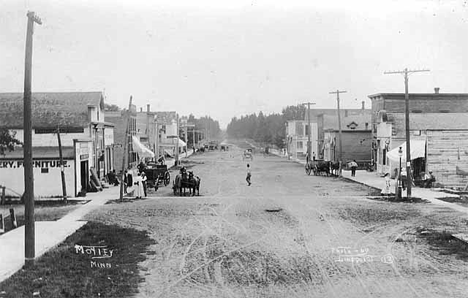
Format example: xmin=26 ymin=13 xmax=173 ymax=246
xmin=0 ymin=92 xmax=114 ymax=197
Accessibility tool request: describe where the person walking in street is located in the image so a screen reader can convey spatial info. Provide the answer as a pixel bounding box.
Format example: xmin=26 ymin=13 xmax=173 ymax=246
xmin=246 ymin=164 xmax=252 ymax=186
xmin=350 ymin=160 xmax=358 ymax=177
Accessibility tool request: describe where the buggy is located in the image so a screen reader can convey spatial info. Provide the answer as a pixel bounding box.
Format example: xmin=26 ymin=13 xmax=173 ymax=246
xmin=143 ymin=164 xmax=171 ymax=191
xmin=243 ymin=149 xmax=253 ymax=161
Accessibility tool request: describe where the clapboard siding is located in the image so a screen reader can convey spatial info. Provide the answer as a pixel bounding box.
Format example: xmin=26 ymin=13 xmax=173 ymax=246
xmin=427 ymin=130 xmax=468 ymax=188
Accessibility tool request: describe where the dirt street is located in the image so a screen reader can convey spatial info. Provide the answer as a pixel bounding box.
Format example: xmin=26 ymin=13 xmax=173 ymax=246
xmin=86 ymin=147 xmax=468 ymax=298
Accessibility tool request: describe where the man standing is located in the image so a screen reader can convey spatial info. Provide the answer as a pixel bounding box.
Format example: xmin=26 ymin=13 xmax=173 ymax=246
xmin=350 ymin=160 xmax=358 ymax=177
xmin=246 ymin=164 xmax=252 ymax=186
xmin=141 ymin=172 xmax=148 ymax=197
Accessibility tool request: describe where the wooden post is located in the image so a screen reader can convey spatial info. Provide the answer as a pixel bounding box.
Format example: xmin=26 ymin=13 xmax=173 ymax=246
xmin=10 ymin=208 xmax=17 ymax=228
xmin=119 ymin=96 xmax=133 ymax=201
xmin=0 ymin=214 xmax=4 ymax=234
xmin=1 ymin=185 xmax=5 ymax=205
xmin=57 ymin=127 xmax=67 ymax=202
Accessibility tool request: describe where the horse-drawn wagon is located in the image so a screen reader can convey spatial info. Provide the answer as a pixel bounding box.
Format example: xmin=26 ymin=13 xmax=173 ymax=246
xmin=242 ymin=148 xmax=254 ymax=161
xmin=143 ymin=164 xmax=171 ymax=191
xmin=305 ymin=160 xmax=340 ymax=176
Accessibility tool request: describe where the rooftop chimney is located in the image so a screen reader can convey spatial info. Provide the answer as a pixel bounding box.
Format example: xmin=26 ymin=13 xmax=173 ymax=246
xmin=434 ymin=87 xmax=440 ymax=94
xmin=147 ymin=104 xmax=150 ymax=113
xmin=361 ymin=101 xmax=365 ymax=110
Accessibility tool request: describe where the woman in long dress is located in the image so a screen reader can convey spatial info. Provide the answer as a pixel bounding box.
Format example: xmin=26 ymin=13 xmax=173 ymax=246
xmin=381 ymin=173 xmax=391 ymax=196
xmin=134 ymin=173 xmax=145 ymax=198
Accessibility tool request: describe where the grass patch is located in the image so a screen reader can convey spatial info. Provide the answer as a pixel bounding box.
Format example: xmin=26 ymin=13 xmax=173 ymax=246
xmin=417 ymin=228 xmax=468 ymax=261
xmin=436 ymin=195 xmax=468 ymax=207
xmin=367 ymin=196 xmax=428 ymax=203
xmin=105 ymin=197 xmax=148 ymax=205
xmin=0 ymin=222 xmax=155 ymax=298
xmin=336 ymin=205 xmax=420 ymax=228
xmin=0 ymin=202 xmax=86 ymax=233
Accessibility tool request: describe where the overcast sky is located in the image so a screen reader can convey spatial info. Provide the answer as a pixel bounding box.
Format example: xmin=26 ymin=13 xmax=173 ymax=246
xmin=1 ymin=0 xmax=467 ymax=128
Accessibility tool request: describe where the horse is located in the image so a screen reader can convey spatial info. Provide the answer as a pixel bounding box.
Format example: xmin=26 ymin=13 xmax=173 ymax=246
xmin=188 ymin=171 xmax=201 ymax=196
xmin=329 ymin=161 xmax=340 ymax=176
xmin=173 ymin=170 xmax=190 ymax=196
xmin=313 ymin=161 xmax=330 ymax=176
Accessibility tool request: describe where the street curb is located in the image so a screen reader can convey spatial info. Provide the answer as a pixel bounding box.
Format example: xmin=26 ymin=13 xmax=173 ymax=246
xmin=340 ymin=176 xmax=382 ymax=192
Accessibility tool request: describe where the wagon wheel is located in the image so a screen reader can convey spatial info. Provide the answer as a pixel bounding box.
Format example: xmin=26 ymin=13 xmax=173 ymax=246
xmin=164 ymin=172 xmax=170 ymax=186
xmin=305 ymin=164 xmax=312 ymax=176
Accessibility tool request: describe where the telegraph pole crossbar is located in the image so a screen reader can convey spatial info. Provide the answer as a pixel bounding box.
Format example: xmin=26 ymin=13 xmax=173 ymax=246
xmin=329 ymin=90 xmax=347 ymax=177
xmin=384 ymin=68 xmax=430 ymax=199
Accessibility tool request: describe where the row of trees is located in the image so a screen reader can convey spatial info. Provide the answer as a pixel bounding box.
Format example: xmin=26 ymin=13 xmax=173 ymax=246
xmin=184 ymin=115 xmax=221 ymax=145
xmin=226 ymin=105 xmax=306 ymax=148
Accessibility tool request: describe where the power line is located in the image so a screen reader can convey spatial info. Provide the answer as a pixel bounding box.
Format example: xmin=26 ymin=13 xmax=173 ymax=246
xmin=384 ymin=68 xmax=430 ymax=199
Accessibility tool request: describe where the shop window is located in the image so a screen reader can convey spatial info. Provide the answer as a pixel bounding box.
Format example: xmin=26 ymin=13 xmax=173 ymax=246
xmin=297 ymin=141 xmax=303 ymax=150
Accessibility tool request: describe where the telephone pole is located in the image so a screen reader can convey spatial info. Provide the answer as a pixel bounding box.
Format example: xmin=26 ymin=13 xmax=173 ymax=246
xmin=23 ymin=11 xmax=42 ymax=267
xmin=329 ymin=90 xmax=347 ymax=176
xmin=302 ymin=102 xmax=316 ymax=160
xmin=175 ymin=113 xmax=179 ymax=165
xmin=119 ymin=96 xmax=133 ymax=201
xmin=57 ymin=127 xmax=67 ymax=203
xmin=384 ymin=68 xmax=429 ymax=198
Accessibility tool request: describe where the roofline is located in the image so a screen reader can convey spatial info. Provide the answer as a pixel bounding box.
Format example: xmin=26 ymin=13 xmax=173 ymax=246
xmin=0 ymin=91 xmax=103 ymax=94
xmin=325 ymin=129 xmax=372 ymax=132
xmin=368 ymin=93 xmax=468 ymax=99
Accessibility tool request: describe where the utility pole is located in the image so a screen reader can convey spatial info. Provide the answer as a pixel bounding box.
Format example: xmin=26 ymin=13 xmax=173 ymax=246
xmin=192 ymin=126 xmax=196 ymax=149
xmin=384 ymin=68 xmax=429 ymax=198
xmin=57 ymin=127 xmax=67 ymax=203
xmin=175 ymin=114 xmax=179 ymax=166
xmin=302 ymin=102 xmax=316 ymax=161
xmin=119 ymin=96 xmax=133 ymax=201
xmin=23 ymin=11 xmax=42 ymax=268
xmin=329 ymin=90 xmax=347 ymax=176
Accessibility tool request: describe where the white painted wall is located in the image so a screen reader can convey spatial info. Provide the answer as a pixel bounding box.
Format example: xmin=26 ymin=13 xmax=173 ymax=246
xmin=0 ymin=158 xmax=75 ymax=198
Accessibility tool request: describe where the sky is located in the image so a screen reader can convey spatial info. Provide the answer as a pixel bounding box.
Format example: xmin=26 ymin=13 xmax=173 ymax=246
xmin=1 ymin=0 xmax=468 ymax=128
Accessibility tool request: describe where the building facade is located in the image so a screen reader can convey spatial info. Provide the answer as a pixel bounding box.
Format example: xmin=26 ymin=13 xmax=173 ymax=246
xmin=0 ymin=92 xmax=114 ymax=197
xmin=285 ymin=120 xmax=318 ymax=160
xmin=321 ymin=112 xmax=372 ymax=164
xmin=105 ymin=104 xmax=137 ymax=171
xmin=369 ymin=90 xmax=468 ymax=188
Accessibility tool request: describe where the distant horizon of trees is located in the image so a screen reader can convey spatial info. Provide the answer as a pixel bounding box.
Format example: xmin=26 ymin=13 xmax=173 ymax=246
xmin=226 ymin=105 xmax=306 ymax=148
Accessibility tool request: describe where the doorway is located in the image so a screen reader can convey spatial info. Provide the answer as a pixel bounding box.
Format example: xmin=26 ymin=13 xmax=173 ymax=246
xmin=80 ymin=160 xmax=89 ymax=192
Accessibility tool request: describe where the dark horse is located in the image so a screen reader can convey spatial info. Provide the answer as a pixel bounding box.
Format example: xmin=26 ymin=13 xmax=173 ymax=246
xmin=313 ymin=161 xmax=330 ymax=176
xmin=188 ymin=171 xmax=201 ymax=196
xmin=329 ymin=161 xmax=340 ymax=176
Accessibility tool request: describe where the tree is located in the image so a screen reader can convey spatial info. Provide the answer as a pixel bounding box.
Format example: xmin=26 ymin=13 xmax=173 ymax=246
xmin=0 ymin=128 xmax=22 ymax=155
xmin=104 ymin=103 xmax=121 ymax=111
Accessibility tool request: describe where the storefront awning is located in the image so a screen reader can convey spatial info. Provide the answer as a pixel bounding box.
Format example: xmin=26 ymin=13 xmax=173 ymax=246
xmin=164 ymin=149 xmax=173 ymax=157
xmin=178 ymin=138 xmax=187 ymax=147
xmin=132 ymin=136 xmax=155 ymax=158
xmin=387 ymin=140 xmax=426 ymax=162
